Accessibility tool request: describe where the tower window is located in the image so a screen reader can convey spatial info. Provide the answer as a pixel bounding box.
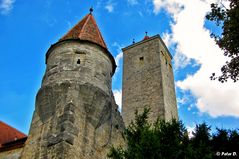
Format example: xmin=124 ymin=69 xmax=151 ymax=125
xmin=139 ymin=56 xmax=144 ymax=61
xmin=77 ymin=59 xmax=81 ymax=64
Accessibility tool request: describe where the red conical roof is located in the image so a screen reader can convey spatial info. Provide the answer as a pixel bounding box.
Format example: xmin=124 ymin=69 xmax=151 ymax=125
xmin=60 ymin=13 xmax=107 ymax=49
xmin=0 ymin=121 xmax=27 ymax=147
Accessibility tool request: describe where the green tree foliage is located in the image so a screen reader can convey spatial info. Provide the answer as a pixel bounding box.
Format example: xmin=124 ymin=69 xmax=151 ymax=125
xmin=211 ymin=128 xmax=239 ymax=158
xmin=211 ymin=128 xmax=229 ymax=153
xmin=191 ymin=123 xmax=213 ymax=159
xmin=108 ymin=108 xmax=239 ymax=159
xmin=206 ymin=0 xmax=239 ymax=82
xmin=108 ymin=108 xmax=188 ymax=159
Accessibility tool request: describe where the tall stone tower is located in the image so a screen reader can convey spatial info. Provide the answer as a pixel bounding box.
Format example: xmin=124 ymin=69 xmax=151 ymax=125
xmin=21 ymin=11 xmax=124 ymax=159
xmin=122 ymin=34 xmax=178 ymax=126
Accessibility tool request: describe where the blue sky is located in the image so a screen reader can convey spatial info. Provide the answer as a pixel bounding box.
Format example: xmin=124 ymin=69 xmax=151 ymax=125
xmin=0 ymin=0 xmax=239 ymax=135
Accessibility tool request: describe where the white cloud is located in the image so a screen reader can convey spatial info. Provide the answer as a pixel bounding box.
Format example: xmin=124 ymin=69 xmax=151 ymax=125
xmin=153 ymin=0 xmax=239 ymax=117
xmin=0 ymin=0 xmax=15 ymax=15
xmin=162 ymin=32 xmax=173 ymax=48
xmin=105 ymin=4 xmax=114 ymax=12
xmin=173 ymin=51 xmax=192 ymax=70
xmin=153 ymin=0 xmax=183 ymax=16
xmin=112 ymin=42 xmax=124 ymax=72
xmin=186 ymin=125 xmax=195 ymax=138
xmin=187 ymin=104 xmax=194 ymax=111
xmin=112 ymin=42 xmax=123 ymax=111
xmin=115 ymin=52 xmax=123 ymax=67
xmin=177 ymin=97 xmax=187 ymax=106
xmin=113 ymin=89 xmax=122 ymax=111
xmin=127 ymin=0 xmax=138 ymax=5
xmin=105 ymin=1 xmax=116 ymax=13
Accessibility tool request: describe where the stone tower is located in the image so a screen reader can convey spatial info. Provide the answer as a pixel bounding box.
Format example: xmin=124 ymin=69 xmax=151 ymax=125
xmin=21 ymin=11 xmax=124 ymax=159
xmin=122 ymin=34 xmax=178 ymax=126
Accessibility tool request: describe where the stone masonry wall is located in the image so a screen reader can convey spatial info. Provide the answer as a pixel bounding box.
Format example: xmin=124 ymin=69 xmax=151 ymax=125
xmin=0 ymin=147 xmax=23 ymax=159
xmin=21 ymin=83 xmax=124 ymax=159
xmin=122 ymin=36 xmax=165 ymax=126
xmin=21 ymin=41 xmax=125 ymax=159
xmin=42 ymin=41 xmax=113 ymax=95
xmin=159 ymin=42 xmax=178 ymax=121
xmin=122 ymin=35 xmax=178 ymax=126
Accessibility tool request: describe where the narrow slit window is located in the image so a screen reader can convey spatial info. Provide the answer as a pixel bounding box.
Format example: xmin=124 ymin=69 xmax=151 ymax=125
xmin=77 ymin=59 xmax=81 ymax=64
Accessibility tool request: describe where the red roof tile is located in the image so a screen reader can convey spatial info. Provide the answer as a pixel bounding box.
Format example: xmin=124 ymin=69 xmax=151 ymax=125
xmin=60 ymin=13 xmax=107 ymax=49
xmin=0 ymin=121 xmax=27 ymax=147
xmin=143 ymin=35 xmax=150 ymax=41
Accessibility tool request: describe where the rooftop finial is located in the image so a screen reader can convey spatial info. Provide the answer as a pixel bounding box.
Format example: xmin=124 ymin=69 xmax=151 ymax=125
xmin=143 ymin=31 xmax=150 ymax=40
xmin=89 ymin=7 xmax=93 ymax=14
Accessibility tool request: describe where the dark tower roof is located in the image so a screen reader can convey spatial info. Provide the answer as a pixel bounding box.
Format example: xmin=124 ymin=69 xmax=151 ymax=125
xmin=60 ymin=13 xmax=107 ymax=49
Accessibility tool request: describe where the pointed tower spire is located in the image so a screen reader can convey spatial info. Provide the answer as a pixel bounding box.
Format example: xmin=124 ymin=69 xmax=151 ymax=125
xmin=60 ymin=12 xmax=107 ymax=49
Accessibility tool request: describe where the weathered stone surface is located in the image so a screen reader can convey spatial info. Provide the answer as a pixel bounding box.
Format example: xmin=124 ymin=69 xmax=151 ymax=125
xmin=122 ymin=35 xmax=178 ymax=126
xmin=0 ymin=147 xmax=23 ymax=159
xmin=21 ymin=40 xmax=125 ymax=159
xmin=12 ymin=22 xmax=178 ymax=159
xmin=43 ymin=41 xmax=113 ymax=95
